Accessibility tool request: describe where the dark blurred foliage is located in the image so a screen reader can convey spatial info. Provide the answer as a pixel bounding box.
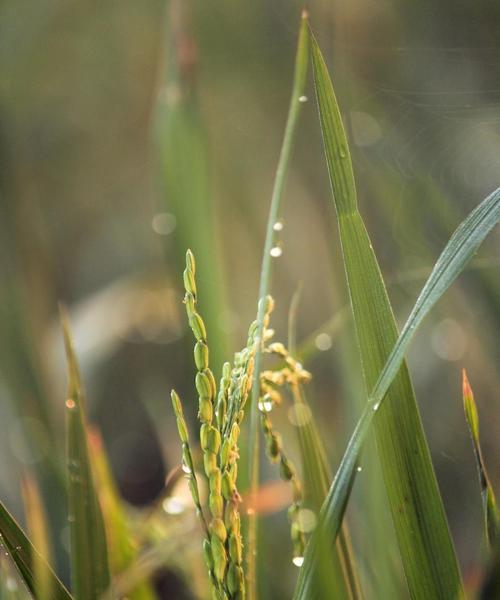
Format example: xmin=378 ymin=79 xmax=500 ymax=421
xmin=0 ymin=0 xmax=499 ymax=597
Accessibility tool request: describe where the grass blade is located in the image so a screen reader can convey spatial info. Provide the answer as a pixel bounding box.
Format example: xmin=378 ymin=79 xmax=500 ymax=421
xmin=295 ymin=29 xmax=472 ymax=599
xmin=0 ymin=499 xmax=72 ymax=600
xmin=462 ymin=370 xmax=499 ymax=548
xmin=246 ymin=12 xmax=309 ymax=599
xmin=60 ymin=308 xmax=111 ymax=600
xmin=87 ymin=429 xmax=157 ymax=600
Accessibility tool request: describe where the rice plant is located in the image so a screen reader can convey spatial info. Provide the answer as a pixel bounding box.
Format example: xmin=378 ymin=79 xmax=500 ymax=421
xmin=1 ymin=10 xmax=499 ymax=600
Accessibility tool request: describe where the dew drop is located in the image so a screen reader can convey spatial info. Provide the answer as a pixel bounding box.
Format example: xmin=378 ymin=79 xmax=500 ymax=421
xmin=339 ymin=146 xmax=347 ymax=159
xmin=273 ymin=220 xmax=284 ymax=231
xmin=181 ymin=463 xmax=192 ymax=474
xmin=293 ymin=556 xmax=305 ymax=567
xmin=270 ymin=246 xmax=283 ymax=258
xmin=372 ymin=402 xmax=380 ymax=412
xmin=357 ymin=466 xmax=362 ymax=472
xmin=298 ymin=95 xmax=308 ymax=103
xmin=258 ymin=399 xmax=273 ymax=413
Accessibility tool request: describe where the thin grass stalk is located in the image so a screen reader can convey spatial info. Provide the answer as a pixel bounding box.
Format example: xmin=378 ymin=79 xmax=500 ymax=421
xmin=246 ymin=13 xmax=309 ymax=599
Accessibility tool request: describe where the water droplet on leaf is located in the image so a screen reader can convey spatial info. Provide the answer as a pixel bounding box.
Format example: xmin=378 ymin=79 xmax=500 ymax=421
xmin=258 ymin=399 xmax=273 ymax=413
xmin=293 ymin=556 xmax=304 ymax=567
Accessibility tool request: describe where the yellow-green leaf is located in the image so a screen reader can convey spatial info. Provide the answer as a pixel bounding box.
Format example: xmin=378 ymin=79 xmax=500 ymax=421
xmin=21 ymin=475 xmax=53 ymax=600
xmin=463 ymin=370 xmax=499 ymax=548
xmin=88 ymin=429 xmax=156 ymax=600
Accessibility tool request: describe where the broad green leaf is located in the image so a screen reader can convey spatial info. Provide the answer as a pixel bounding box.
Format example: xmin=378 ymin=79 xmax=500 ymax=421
xmin=462 ymin=370 xmax=499 ymax=548
xmin=87 ymin=429 xmax=157 ymax=600
xmin=296 ymin=30 xmax=469 ymax=599
xmin=60 ymin=308 xmax=111 ymax=600
xmin=0 ymin=499 xmax=72 ymax=600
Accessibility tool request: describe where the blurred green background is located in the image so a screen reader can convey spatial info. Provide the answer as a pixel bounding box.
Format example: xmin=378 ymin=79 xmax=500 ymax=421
xmin=0 ymin=0 xmax=499 ymax=597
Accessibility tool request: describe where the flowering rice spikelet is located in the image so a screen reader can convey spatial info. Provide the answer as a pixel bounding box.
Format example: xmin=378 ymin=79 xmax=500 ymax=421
xmin=171 ymin=249 xmax=311 ymax=597
xmin=171 ymin=250 xmax=272 ymax=599
xmin=258 ymin=339 xmax=313 ymax=563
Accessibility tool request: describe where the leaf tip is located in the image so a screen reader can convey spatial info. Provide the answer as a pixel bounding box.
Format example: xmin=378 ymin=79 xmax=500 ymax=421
xmin=462 ymin=368 xmax=472 ymax=399
xmin=59 ymin=303 xmax=83 ymax=408
xmin=462 ymin=368 xmax=479 ymax=442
